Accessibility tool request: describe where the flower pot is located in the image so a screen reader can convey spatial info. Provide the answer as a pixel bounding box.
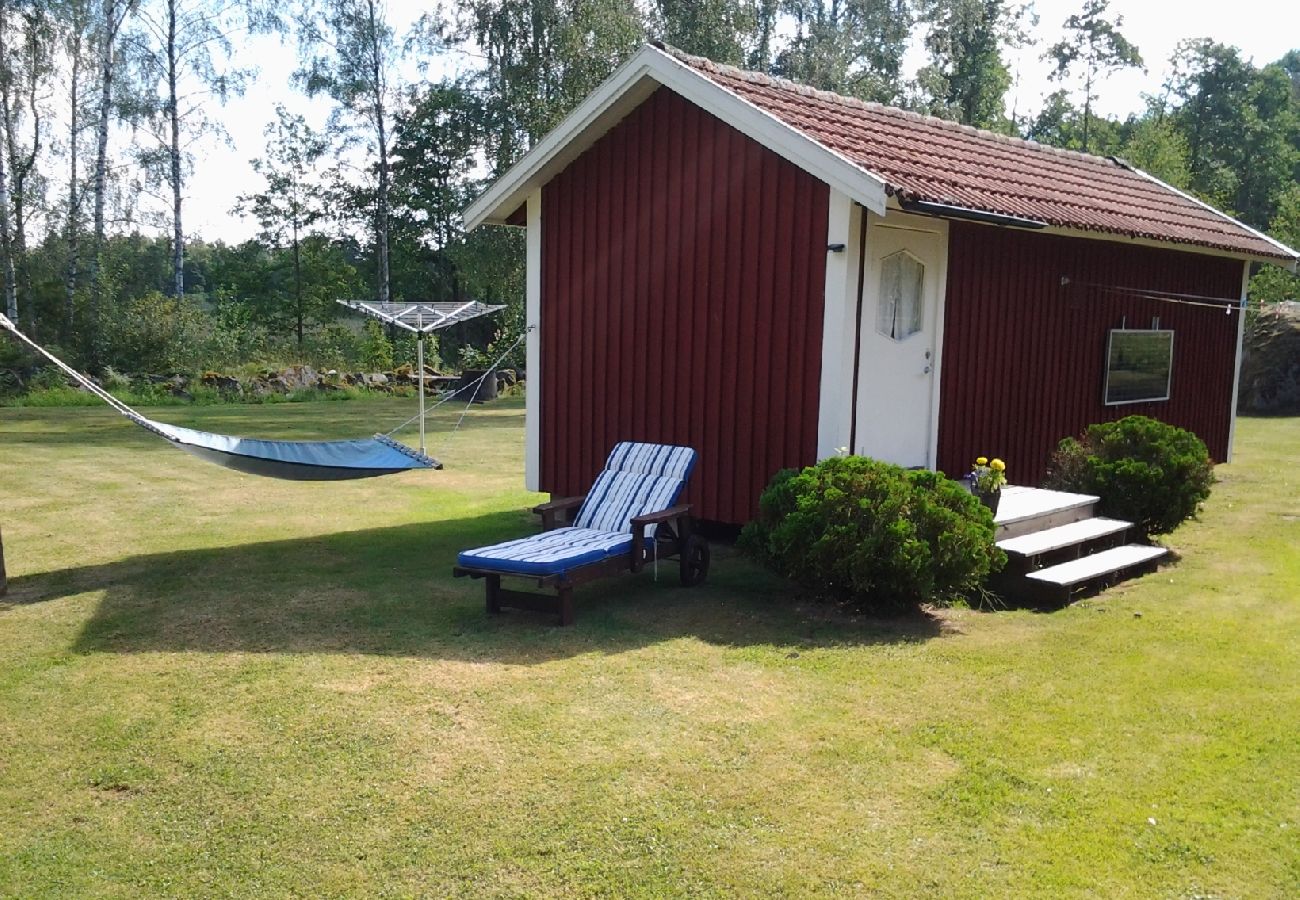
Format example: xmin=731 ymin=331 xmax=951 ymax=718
xmin=975 ymin=488 xmax=1001 ymax=515
xmin=459 ymin=368 xmax=499 ymax=404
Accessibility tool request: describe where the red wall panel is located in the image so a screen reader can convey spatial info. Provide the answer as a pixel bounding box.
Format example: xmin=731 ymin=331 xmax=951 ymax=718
xmin=937 ymin=223 xmax=1244 ymax=484
xmin=541 ymin=87 xmax=830 ymax=524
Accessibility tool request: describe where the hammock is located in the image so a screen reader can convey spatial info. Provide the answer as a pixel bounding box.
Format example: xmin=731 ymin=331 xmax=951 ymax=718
xmin=0 ymin=312 xmax=443 ymax=480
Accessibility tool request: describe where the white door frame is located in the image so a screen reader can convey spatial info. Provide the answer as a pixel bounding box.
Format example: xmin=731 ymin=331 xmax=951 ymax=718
xmin=850 ymin=210 xmax=950 ymax=469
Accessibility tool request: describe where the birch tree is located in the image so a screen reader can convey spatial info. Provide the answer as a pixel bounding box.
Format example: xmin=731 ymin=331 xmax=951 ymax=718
xmin=0 ymin=131 xmax=13 ymax=325
xmin=57 ymin=0 xmax=94 ymax=335
xmin=0 ymin=4 xmax=15 ymax=323
xmin=0 ymin=2 xmax=55 ymax=333
xmin=129 ymin=0 xmax=274 ymax=299
xmin=88 ymin=0 xmax=136 ymax=354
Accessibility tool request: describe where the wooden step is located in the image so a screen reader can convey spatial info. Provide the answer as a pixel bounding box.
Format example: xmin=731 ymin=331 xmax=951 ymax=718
xmin=1025 ymin=544 xmax=1167 ymax=601
xmin=998 ymin=517 xmax=1130 ymax=559
xmin=994 ymin=487 xmax=1099 ymax=540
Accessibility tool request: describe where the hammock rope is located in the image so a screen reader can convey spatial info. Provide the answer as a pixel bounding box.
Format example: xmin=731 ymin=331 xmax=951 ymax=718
xmin=0 ymin=313 xmax=463 ymax=480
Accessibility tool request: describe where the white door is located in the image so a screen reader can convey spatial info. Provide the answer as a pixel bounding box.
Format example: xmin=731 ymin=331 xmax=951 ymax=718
xmin=853 ymin=212 xmax=947 ymax=467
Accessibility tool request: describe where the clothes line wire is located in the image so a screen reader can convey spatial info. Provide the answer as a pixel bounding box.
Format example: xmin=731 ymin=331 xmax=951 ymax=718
xmin=1061 ymin=277 xmax=1242 ymax=312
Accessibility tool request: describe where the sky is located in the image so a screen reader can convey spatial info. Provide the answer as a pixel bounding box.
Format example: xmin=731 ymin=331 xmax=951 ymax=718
xmin=184 ymin=0 xmax=1300 ymax=243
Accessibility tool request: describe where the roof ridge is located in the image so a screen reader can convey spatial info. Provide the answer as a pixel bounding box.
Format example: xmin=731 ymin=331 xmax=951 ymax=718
xmin=654 ymin=42 xmax=1122 ymax=170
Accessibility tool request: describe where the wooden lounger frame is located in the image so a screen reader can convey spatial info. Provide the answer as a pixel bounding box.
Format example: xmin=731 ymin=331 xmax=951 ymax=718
xmin=453 ymin=496 xmax=709 ymax=625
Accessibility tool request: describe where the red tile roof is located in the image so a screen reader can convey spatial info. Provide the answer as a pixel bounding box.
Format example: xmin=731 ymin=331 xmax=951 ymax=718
xmin=667 ymin=47 xmax=1296 ymax=263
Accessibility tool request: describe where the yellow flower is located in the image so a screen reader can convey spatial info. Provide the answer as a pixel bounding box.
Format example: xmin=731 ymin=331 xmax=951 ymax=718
xmin=975 ymin=456 xmax=988 ymax=466
xmin=990 ymin=458 xmax=1006 ymax=472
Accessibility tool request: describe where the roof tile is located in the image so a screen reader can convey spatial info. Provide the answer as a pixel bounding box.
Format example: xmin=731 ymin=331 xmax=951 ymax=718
xmin=666 ymin=47 xmax=1295 ymax=263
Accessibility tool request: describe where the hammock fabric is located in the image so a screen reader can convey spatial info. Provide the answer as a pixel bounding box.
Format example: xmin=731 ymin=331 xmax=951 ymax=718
xmin=0 ymin=313 xmax=441 ymax=480
xmin=144 ymin=418 xmax=439 ymax=480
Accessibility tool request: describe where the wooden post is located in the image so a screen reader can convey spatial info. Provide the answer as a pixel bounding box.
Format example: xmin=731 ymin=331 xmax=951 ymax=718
xmin=557 ymin=585 xmax=574 ymax=626
xmin=0 ymin=525 xmax=7 ymax=597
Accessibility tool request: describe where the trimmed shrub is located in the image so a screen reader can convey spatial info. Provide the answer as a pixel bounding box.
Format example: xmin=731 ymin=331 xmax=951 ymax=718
xmin=1044 ymin=415 xmax=1214 ymax=538
xmin=740 ymin=456 xmax=1006 ymax=614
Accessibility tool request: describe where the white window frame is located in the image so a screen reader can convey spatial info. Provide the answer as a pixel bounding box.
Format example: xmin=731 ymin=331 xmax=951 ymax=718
xmin=1103 ymin=329 xmax=1175 ymax=406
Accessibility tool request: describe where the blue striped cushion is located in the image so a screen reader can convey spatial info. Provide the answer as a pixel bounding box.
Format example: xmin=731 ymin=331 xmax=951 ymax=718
xmin=601 ymin=442 xmax=696 ymax=480
xmin=457 ymin=527 xmax=634 ymax=577
xmin=574 ymin=442 xmax=697 ymax=535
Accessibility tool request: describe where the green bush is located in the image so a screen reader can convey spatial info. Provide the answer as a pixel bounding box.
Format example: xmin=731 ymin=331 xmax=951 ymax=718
xmin=360 ymin=320 xmax=394 ymax=372
xmin=1044 ymin=415 xmax=1215 ymax=537
xmin=740 ymin=456 xmax=1006 ymax=614
xmin=102 ymin=291 xmax=214 ymax=374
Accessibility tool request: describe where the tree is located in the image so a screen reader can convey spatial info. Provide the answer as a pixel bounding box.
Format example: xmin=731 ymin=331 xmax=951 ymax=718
xmin=1163 ymin=42 xmax=1298 ymax=227
xmin=441 ymin=0 xmax=646 ymax=174
xmin=57 ymin=0 xmax=94 ymax=337
xmin=88 ymin=0 xmax=137 ymax=362
xmin=0 ymin=5 xmax=15 ymax=324
xmin=1120 ymin=114 xmax=1190 ymax=189
xmin=296 ymin=0 xmax=400 ymax=304
xmin=0 ymin=123 xmax=12 ymax=324
xmin=390 ymin=82 xmax=480 ymax=254
xmin=1232 ymin=64 xmax=1297 ymax=229
xmin=914 ymin=0 xmax=1032 ymax=130
xmin=207 ymin=234 xmax=363 ymax=345
xmin=1165 ymin=40 xmax=1255 ymax=209
xmin=0 ymin=0 xmax=54 ymax=332
xmin=650 ymin=0 xmax=755 ymax=66
xmin=127 ymin=0 xmax=271 ymax=299
xmin=1044 ymin=0 xmax=1142 ymax=154
xmin=773 ymin=0 xmax=914 ymax=104
xmin=1248 ymin=186 xmax=1300 ymax=305
xmin=235 ymin=106 xmax=328 ymax=346
xmin=388 ymin=81 xmax=483 ymax=302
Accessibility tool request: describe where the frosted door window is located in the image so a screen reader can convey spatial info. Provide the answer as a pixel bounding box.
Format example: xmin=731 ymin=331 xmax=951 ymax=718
xmin=877 ymin=251 xmax=924 ymax=341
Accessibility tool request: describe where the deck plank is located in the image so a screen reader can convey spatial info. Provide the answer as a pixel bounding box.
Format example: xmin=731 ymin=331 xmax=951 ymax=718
xmin=1026 ymin=544 xmax=1167 ymax=587
xmin=998 ymin=517 xmax=1130 ymax=557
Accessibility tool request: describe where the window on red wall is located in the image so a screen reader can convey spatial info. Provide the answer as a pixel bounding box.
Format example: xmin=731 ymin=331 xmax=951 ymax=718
xmin=1104 ymin=329 xmax=1174 ymax=405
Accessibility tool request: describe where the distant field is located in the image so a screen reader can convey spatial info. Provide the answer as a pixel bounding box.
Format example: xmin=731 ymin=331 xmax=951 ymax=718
xmin=1 ymin=398 xmax=1296 ymax=897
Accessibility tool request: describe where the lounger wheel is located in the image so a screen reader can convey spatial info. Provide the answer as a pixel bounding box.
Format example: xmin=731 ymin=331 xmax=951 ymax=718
xmin=680 ymin=534 xmax=710 ymax=587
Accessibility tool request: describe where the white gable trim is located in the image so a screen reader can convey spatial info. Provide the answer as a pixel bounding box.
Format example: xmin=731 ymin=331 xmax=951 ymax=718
xmin=462 ymin=44 xmax=889 ymax=231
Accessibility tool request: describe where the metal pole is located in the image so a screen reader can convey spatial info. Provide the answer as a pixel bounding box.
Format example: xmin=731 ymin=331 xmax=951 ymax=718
xmin=416 ymin=310 xmax=426 ymax=455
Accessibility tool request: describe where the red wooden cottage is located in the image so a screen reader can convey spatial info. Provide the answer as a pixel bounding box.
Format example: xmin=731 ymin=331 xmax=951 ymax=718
xmin=464 ymin=44 xmax=1300 ymax=526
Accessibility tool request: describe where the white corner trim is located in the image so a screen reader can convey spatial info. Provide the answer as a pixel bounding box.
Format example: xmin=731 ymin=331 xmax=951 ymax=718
xmin=462 ymin=44 xmax=889 ymax=231
xmin=817 ymin=191 xmax=861 ymax=459
xmin=524 ymin=189 xmax=542 ymax=491
xmin=1128 ymin=165 xmax=1300 ymax=271
xmin=926 ymin=219 xmax=952 ymax=472
xmin=1226 ymin=260 xmax=1250 ymax=462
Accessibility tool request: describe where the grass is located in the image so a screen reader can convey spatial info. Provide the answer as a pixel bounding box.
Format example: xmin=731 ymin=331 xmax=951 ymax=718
xmin=0 ymin=398 xmax=1297 ymax=897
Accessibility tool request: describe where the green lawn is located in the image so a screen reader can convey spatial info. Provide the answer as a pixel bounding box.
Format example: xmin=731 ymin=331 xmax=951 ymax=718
xmin=1 ymin=398 xmax=1297 ymax=897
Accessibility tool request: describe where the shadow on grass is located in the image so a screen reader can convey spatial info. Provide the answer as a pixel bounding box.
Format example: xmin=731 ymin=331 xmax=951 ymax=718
xmin=3 ymin=510 xmax=947 ymax=664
